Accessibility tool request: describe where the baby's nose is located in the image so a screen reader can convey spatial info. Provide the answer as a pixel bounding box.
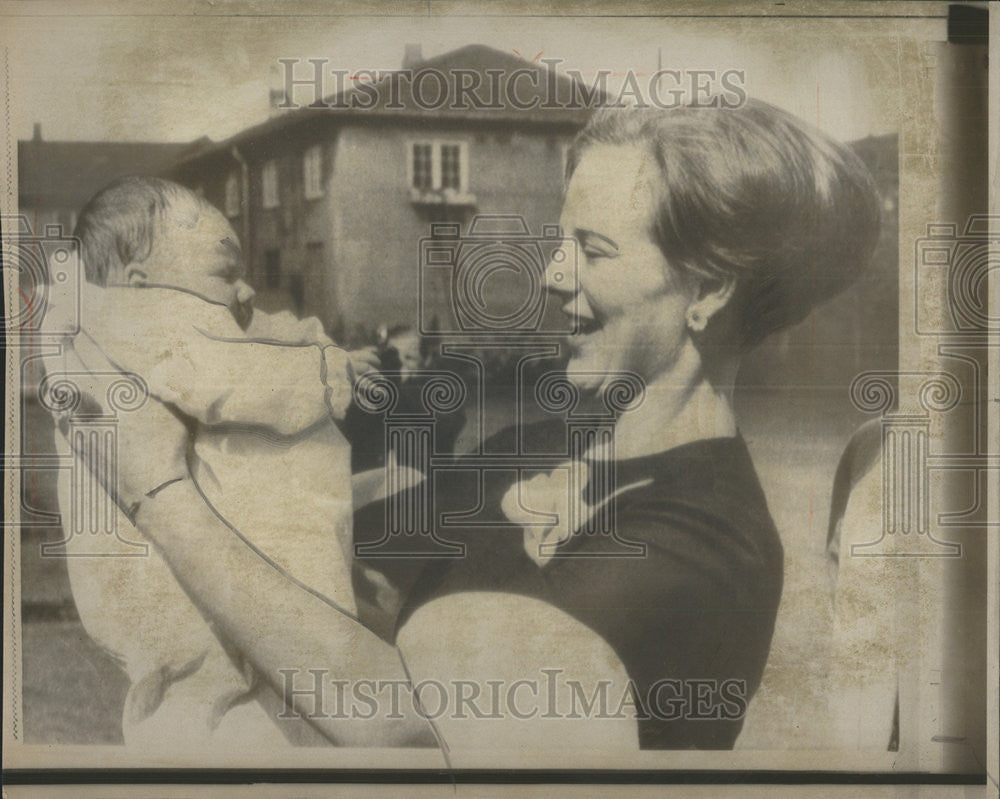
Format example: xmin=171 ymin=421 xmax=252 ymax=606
xmin=235 ymin=280 xmax=256 ymax=304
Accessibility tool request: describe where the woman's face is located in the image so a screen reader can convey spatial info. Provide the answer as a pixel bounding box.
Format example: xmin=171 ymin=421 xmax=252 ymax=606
xmin=545 ymin=144 xmax=698 ymax=396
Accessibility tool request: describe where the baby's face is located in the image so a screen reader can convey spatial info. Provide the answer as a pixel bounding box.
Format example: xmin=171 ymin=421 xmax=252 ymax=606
xmin=133 ymin=198 xmax=255 ymax=327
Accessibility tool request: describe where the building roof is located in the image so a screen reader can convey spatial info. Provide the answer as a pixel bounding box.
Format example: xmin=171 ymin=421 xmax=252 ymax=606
xmin=172 ymin=44 xmax=598 ymax=169
xmin=322 ymin=44 xmax=602 ymax=122
xmin=18 ymin=136 xmax=199 ymax=209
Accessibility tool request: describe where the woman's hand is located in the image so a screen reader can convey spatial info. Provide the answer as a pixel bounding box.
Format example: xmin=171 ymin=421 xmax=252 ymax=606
xmin=132 ymin=479 xmax=440 ymax=749
xmin=41 ymin=331 xmax=190 ymax=512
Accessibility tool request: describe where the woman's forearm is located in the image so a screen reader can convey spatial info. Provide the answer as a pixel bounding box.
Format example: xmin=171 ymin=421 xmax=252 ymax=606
xmin=133 ymin=479 xmax=437 ymax=749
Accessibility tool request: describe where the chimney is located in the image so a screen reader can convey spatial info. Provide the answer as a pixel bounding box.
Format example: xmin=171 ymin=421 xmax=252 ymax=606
xmin=402 ymin=43 xmax=423 ymax=70
xmin=268 ymin=64 xmax=287 ymax=116
xmin=32 ymin=122 xmax=42 ymax=142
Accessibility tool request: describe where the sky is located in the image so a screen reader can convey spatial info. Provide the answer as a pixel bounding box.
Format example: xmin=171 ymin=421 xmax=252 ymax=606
xmin=6 ymin=8 xmax=944 ymax=145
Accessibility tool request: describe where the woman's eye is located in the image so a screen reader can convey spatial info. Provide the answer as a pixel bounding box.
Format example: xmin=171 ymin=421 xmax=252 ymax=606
xmin=579 ymin=234 xmax=620 ymax=260
xmin=584 ymin=245 xmax=614 ymax=260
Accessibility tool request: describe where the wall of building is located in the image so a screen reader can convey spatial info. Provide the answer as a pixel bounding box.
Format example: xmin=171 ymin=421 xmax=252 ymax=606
xmin=176 ymin=124 xmax=341 ymax=331
xmin=329 ymin=122 xmax=574 ymax=341
xmin=242 ymin=134 xmax=339 ymax=328
xmin=237 ymin=124 xmax=338 ymax=328
xmin=173 ymin=119 xmax=578 ymax=344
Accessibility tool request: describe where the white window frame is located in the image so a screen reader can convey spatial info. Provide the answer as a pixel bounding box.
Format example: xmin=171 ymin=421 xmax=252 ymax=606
xmin=303 ymin=145 xmax=324 ymax=200
xmin=224 ymin=172 xmax=241 ymax=217
xmin=407 ymin=139 xmax=469 ymax=194
xmin=261 ymin=160 xmax=279 ymax=209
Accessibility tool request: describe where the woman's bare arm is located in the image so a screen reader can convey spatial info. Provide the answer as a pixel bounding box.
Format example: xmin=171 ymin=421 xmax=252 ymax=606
xmin=135 ymin=479 xmax=638 ymax=757
xmin=133 ymin=478 xmax=439 ymax=750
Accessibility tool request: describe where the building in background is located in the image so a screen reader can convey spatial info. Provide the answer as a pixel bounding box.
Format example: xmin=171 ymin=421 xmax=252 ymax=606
xmin=13 ymin=42 xmax=902 ymax=749
xmin=17 ymin=125 xmax=196 ymax=236
xmin=18 ymin=46 xmax=897 ymax=372
xmin=168 ymin=44 xmax=593 ymax=344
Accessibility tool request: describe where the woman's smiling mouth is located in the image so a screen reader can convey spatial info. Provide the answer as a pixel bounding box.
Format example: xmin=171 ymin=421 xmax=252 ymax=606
xmin=562 ymin=301 xmax=602 ymax=338
xmin=576 ymin=316 xmax=602 ymax=336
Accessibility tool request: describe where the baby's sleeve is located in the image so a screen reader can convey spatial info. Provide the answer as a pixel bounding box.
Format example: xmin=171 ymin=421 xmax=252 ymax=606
xmin=243 ymin=308 xmax=333 ymax=347
xmin=87 ymin=288 xmax=351 ymax=435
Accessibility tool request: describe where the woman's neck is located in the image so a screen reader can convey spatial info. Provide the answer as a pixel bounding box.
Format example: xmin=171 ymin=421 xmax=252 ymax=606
xmin=605 ymin=343 xmax=738 ymax=461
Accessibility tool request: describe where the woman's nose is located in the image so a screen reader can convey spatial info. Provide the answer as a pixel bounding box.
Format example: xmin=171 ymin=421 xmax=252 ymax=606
xmin=543 ymin=240 xmax=578 ymax=296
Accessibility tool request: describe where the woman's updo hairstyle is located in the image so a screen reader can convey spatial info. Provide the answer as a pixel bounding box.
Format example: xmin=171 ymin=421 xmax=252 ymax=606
xmin=565 ymin=99 xmax=882 ymax=350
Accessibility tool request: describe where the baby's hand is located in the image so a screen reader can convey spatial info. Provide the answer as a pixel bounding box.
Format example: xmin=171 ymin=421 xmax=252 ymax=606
xmin=348 ymin=346 xmax=381 ymax=378
xmin=245 ymin=309 xmax=333 ymax=347
xmin=322 ymin=345 xmax=356 ymax=419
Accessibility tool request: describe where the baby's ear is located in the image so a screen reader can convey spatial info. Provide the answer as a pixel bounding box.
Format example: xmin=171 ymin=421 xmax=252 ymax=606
xmin=123 ymin=264 xmax=148 ymax=286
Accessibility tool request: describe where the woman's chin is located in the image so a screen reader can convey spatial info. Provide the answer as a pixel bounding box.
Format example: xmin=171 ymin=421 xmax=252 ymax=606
xmin=564 ymin=357 xmax=611 ymax=396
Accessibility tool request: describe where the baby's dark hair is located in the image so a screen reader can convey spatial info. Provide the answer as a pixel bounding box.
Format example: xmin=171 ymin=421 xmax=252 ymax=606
xmin=73 ymin=176 xmax=210 ymax=286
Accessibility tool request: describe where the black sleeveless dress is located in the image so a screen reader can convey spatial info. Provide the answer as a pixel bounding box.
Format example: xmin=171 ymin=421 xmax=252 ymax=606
xmin=355 ymin=423 xmax=784 ymax=749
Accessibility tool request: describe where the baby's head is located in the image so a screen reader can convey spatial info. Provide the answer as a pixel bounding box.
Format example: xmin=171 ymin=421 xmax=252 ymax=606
xmin=74 ymin=176 xmax=255 ymax=327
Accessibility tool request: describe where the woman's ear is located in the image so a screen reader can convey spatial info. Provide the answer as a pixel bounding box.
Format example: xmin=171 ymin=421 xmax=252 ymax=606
xmin=685 ymin=275 xmax=736 ymax=333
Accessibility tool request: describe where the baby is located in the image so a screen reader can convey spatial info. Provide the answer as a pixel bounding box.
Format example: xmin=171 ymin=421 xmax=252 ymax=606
xmin=42 ymin=177 xmax=372 ymax=749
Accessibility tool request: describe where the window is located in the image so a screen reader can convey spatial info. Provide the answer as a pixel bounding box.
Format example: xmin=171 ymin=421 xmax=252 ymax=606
xmin=408 ymin=140 xmax=468 ymax=194
xmin=261 ymin=160 xmax=279 ymax=209
xmin=412 ymin=143 xmax=434 ymax=191
xmin=264 ymin=249 xmax=281 ymax=289
xmin=306 ymin=241 xmax=324 ymax=260
xmin=224 ymin=173 xmax=241 ymax=217
xmin=303 ymin=145 xmax=324 ymax=200
xmin=291 ymin=241 xmax=324 ymax=316
xmin=440 ymin=144 xmax=462 ymax=191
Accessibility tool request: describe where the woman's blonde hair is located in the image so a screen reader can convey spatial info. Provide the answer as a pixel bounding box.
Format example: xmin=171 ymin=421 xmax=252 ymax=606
xmin=566 ymin=100 xmax=882 ymax=349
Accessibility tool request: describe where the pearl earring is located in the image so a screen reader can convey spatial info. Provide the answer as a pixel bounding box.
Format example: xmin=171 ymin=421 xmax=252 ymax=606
xmin=687 ymin=311 xmax=704 ymax=332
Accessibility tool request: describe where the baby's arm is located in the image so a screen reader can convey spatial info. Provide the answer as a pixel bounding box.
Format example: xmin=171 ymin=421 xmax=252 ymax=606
xmin=86 ymin=287 xmax=353 ymax=435
xmin=157 ymin=333 xmax=354 ymax=433
xmin=244 ymin=307 xmax=333 ymax=347
xmin=247 ymin=307 xmax=381 ymax=379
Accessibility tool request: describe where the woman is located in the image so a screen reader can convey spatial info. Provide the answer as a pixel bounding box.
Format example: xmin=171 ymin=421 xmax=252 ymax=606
xmin=99 ymin=98 xmax=881 ymax=753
